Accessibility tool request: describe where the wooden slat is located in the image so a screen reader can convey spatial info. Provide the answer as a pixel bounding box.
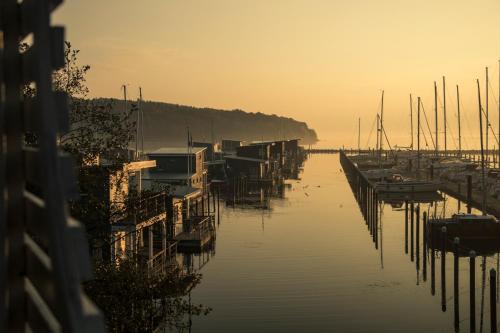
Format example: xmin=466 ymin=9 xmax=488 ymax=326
xmin=25 ymin=277 xmax=61 ymax=333
xmin=25 ymin=191 xmax=49 ymax=249
xmin=24 ymin=233 xmax=59 ymax=320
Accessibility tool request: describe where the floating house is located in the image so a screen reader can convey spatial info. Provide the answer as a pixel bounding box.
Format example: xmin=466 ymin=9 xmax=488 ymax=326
xmin=144 ymin=147 xmax=215 ymax=250
xmin=221 ymin=139 xmax=243 ymax=154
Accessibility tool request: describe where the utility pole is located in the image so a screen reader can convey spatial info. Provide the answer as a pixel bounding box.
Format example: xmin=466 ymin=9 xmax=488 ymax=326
xmin=443 ymin=76 xmax=447 ymax=156
xmin=410 ymin=94 xmax=414 ymax=150
xmin=434 ymin=81 xmax=439 ymax=156
xmin=457 ymin=85 xmax=461 ymax=158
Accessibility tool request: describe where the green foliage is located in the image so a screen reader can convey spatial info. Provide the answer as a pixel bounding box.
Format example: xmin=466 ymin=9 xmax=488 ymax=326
xmin=85 ymin=258 xmax=211 ymax=332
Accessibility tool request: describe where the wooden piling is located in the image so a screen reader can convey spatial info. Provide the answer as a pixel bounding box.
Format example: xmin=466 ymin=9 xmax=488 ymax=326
xmin=411 ymin=202 xmax=414 ymax=262
xmin=423 ymin=212 xmax=427 ymax=281
xmin=405 ymin=201 xmax=409 ymax=254
xmin=491 ymin=269 xmax=497 ymax=333
xmin=431 ymin=245 xmax=436 ymax=296
xmin=471 ymin=250 xmax=477 ymax=333
xmin=416 ymin=205 xmax=420 ymax=271
xmin=441 ymin=226 xmax=447 ymax=312
xmin=454 ymin=237 xmax=460 ymax=331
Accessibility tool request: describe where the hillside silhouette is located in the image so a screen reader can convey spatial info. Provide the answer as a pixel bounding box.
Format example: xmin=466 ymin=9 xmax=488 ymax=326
xmin=101 ymin=99 xmax=318 ymax=149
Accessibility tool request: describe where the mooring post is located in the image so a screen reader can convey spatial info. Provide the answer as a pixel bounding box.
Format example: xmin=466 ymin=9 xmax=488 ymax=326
xmin=217 ymin=186 xmax=220 ymax=224
xmin=491 ymin=269 xmax=497 ymax=333
xmin=405 ymin=201 xmax=409 ymax=254
xmin=207 ymin=187 xmax=210 ymax=214
xmin=471 ymin=250 xmax=477 ymax=333
xmin=454 ymin=237 xmax=460 ymax=331
xmin=411 ymin=202 xmax=415 ymax=262
xmin=374 ymin=194 xmax=378 ymax=248
xmin=416 ymin=205 xmax=420 ymax=270
xmin=467 ymin=175 xmax=473 ymax=213
xmin=441 ymin=226 xmax=447 ymax=312
xmin=432 ymin=244 xmax=436 ymax=296
xmin=423 ymin=212 xmax=427 ymax=281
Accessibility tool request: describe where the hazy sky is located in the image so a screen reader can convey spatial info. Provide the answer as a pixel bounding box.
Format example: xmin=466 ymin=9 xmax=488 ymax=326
xmin=54 ymin=0 xmax=500 ymax=148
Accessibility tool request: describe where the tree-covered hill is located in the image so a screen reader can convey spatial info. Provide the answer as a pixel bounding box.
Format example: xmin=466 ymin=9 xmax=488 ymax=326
xmin=100 ymin=99 xmax=318 ymax=149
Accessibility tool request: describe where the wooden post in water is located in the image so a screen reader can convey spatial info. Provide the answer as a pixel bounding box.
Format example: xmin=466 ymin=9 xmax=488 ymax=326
xmin=411 ymin=202 xmax=415 ymax=262
xmin=454 ymin=237 xmax=460 ymax=331
xmin=416 ymin=205 xmax=420 ymax=271
xmin=471 ymin=250 xmax=477 ymax=333
xmin=491 ymin=269 xmax=497 ymax=333
xmin=432 ymin=241 xmax=436 ymax=296
xmin=405 ymin=201 xmax=409 ymax=254
xmin=423 ymin=212 xmax=427 ymax=281
xmin=217 ymin=186 xmax=220 ymax=224
xmin=441 ymin=226 xmax=447 ymax=312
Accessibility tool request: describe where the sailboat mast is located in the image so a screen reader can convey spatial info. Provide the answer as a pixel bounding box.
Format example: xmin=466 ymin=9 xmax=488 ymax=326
xmin=410 ymin=94 xmax=414 ymax=150
xmin=358 ymin=117 xmax=361 ymax=154
xmin=457 ymin=85 xmax=461 ymax=157
xmin=380 ymin=90 xmax=384 ymax=163
xmin=443 ymin=76 xmax=447 ymax=156
xmin=486 ymin=67 xmax=489 ymax=165
xmin=498 ymin=60 xmax=500 ymax=165
xmin=477 ymin=79 xmax=486 ymax=214
xmin=376 ymin=114 xmax=380 ymax=156
xmin=434 ymin=81 xmax=439 ymax=156
xmin=417 ymin=96 xmax=421 ymax=173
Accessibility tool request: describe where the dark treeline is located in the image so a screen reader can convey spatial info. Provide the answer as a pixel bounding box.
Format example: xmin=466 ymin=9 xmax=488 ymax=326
xmin=98 ymin=98 xmax=319 ymax=149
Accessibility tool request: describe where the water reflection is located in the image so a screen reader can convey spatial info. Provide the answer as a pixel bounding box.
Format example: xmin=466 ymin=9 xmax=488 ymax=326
xmin=342 ymin=155 xmax=500 ymax=333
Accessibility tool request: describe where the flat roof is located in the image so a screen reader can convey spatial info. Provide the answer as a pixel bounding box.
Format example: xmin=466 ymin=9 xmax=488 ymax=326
xmin=147 ymin=147 xmax=206 ymax=155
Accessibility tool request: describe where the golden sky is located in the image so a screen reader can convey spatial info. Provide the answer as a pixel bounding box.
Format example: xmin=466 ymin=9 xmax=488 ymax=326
xmin=54 ymin=0 xmax=500 ymax=148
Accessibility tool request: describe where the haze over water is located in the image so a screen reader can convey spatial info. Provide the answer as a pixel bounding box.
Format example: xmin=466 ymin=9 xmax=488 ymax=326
xmin=184 ymin=153 xmax=499 ymax=333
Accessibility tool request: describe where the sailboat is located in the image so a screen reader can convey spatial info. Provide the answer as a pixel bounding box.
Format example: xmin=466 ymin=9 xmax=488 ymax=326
xmin=373 ymin=92 xmax=440 ymax=194
xmin=427 ymin=79 xmax=500 ymax=241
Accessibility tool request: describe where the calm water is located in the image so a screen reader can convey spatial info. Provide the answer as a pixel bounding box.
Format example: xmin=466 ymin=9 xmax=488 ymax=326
xmin=187 ymin=153 xmax=500 ymax=333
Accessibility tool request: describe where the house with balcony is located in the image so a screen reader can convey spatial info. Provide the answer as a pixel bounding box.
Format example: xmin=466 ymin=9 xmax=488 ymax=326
xmin=144 ymin=147 xmax=215 ymax=250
